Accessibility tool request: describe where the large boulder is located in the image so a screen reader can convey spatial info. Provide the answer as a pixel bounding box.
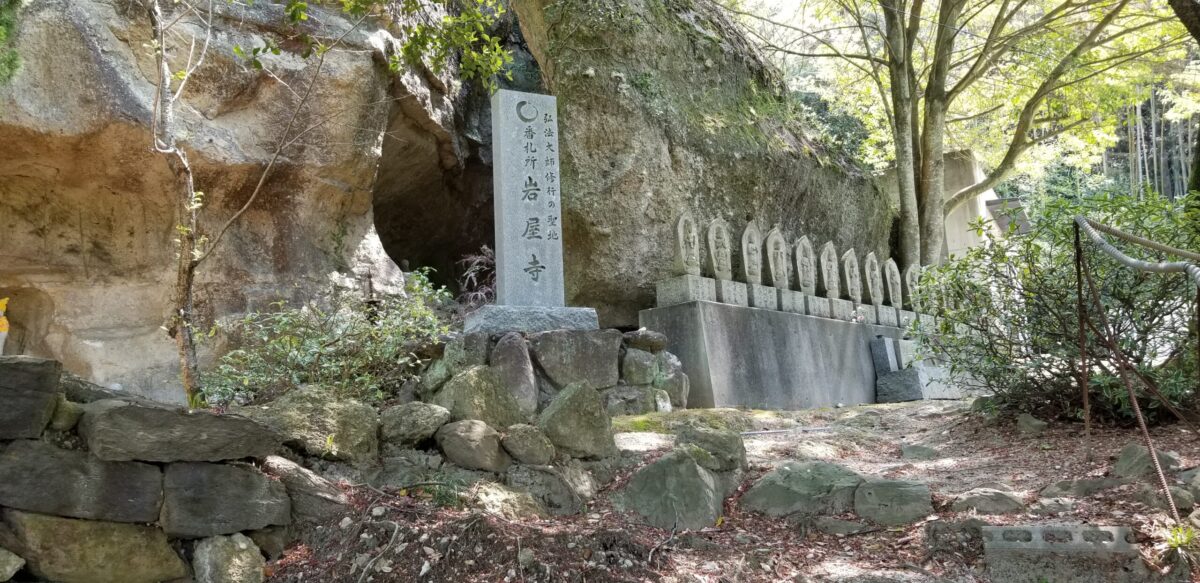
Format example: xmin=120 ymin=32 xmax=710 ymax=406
xmin=853 ymin=479 xmax=933 ymax=525
xmin=676 ymin=425 xmax=747 ymax=473
xmin=528 ymin=329 xmax=622 ymax=390
xmin=1016 ymin=413 xmax=1048 ymax=436
xmin=489 ymin=332 xmax=539 ymax=416
xmin=193 ymin=533 xmax=265 ymax=583
xmin=741 ymin=461 xmax=864 ymax=518
xmin=615 ymin=449 xmax=722 ymax=530
xmin=473 ymin=483 xmax=547 ymax=520
xmin=0 ymin=440 xmax=162 ymax=523
xmin=1113 ymin=443 xmax=1181 ymax=478
xmin=621 ymin=348 xmax=659 ymax=386
xmin=240 ymin=387 xmax=378 ymax=463
xmin=160 ymin=463 xmax=291 ymax=538
xmin=420 ymin=333 xmax=491 ymax=396
xmin=435 ymin=420 xmax=511 ymax=473
xmin=501 ymin=424 xmax=556 ymax=466
xmin=601 ymin=385 xmax=660 ymax=416
xmin=506 ymin=461 xmax=598 ymax=515
xmin=1040 ymin=477 xmax=1124 ymax=498
xmin=0 ymin=547 xmax=24 ymax=582
xmin=79 ymin=400 xmax=281 ymax=462
xmin=3 ymin=509 xmax=188 ymax=583
xmin=652 ymin=351 xmax=689 ymax=408
xmin=379 ymin=401 xmax=451 ymax=447
xmin=538 ymin=383 xmax=616 ymax=459
xmin=0 ymin=356 xmax=61 ymax=439
xmin=260 ymin=456 xmax=349 ymax=524
xmin=374 ymin=449 xmax=445 ymax=489
xmin=430 ymin=366 xmax=527 ymax=429
xmin=623 ymin=329 xmax=668 ymax=353
xmin=951 ymin=488 xmax=1026 ymax=515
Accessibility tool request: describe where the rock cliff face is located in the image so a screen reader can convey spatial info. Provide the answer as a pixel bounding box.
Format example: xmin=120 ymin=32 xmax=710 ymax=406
xmin=0 ymin=0 xmax=893 ymax=400
xmin=510 ymin=0 xmax=895 ymax=325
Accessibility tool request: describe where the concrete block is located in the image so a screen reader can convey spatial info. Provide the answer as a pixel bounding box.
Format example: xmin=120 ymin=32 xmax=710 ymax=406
xmin=464 ymin=305 xmax=599 ymax=334
xmin=981 ymin=525 xmax=1169 ymax=583
xmin=640 ymin=302 xmax=905 ymax=409
xmin=830 ymin=298 xmax=854 ymax=321
xmin=657 ymin=275 xmax=717 ymax=307
xmin=856 ymin=304 xmax=877 ymax=325
xmin=877 ymin=306 xmax=899 ymax=327
xmin=715 ymin=280 xmax=748 ymax=307
xmin=748 ymin=284 xmax=778 ymax=310
xmin=779 ymin=290 xmax=804 ymax=314
xmin=805 ymin=296 xmax=831 ymax=318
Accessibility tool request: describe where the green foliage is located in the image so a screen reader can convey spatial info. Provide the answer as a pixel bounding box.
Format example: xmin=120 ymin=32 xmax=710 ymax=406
xmin=202 ymin=271 xmax=452 ymax=406
xmin=0 ymin=0 xmax=20 ymax=84
xmin=920 ymin=190 xmax=1200 ymax=424
xmin=1167 ymin=525 xmax=1197 ymax=551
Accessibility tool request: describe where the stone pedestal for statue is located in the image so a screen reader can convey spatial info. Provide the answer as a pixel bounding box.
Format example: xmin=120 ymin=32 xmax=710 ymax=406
xmin=657 ymin=275 xmax=717 ymax=307
xmin=748 ymin=284 xmax=778 ymax=310
xmin=464 ymin=305 xmax=599 ymax=334
xmin=830 ymin=298 xmax=854 ymax=321
xmin=877 ymin=306 xmax=899 ymax=327
xmin=779 ymin=290 xmax=804 ymax=314
xmin=856 ymin=304 xmax=877 ymax=325
xmin=714 ymin=281 xmax=748 ymax=306
xmin=805 ymin=295 xmax=831 ymax=318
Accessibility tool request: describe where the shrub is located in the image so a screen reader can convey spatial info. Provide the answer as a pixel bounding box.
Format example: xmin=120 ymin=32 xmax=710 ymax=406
xmin=202 ymin=270 xmax=452 ymax=406
xmin=919 ymin=192 xmax=1200 ymax=424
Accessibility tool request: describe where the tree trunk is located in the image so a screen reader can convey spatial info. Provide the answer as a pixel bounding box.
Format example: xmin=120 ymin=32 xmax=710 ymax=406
xmin=881 ymin=0 xmax=921 ymax=270
xmin=917 ymin=0 xmax=962 ymax=265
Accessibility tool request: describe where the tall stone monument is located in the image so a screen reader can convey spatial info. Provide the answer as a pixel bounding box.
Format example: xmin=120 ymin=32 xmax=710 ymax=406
xmin=657 ymin=210 xmax=717 ymax=306
xmin=742 ymin=221 xmax=777 ymax=310
xmin=707 ymin=219 xmax=747 ymax=306
xmin=465 ymin=89 xmax=599 ymax=333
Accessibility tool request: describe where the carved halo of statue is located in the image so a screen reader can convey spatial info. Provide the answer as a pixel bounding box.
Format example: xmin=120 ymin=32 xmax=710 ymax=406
xmin=840 ymin=249 xmax=862 ymax=304
xmin=862 ymin=252 xmax=884 ymax=306
xmin=884 ymin=258 xmax=903 ymax=309
xmin=741 ymin=220 xmax=764 ymax=285
xmin=818 ymin=242 xmax=840 ymax=300
xmin=794 ymin=236 xmax=816 ymax=296
xmin=673 ymin=211 xmax=702 ymax=276
xmin=764 ymin=227 xmax=790 ymax=289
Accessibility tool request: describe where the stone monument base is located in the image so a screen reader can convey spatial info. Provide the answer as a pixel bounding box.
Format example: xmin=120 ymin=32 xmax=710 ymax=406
xmin=464 ymin=305 xmax=599 ymax=334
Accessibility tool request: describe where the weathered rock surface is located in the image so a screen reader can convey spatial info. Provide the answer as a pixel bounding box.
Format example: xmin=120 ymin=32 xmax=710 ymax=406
xmin=616 ymin=449 xmax=721 ymax=530
xmin=529 ymin=330 xmax=622 ymax=390
xmin=1113 ymin=443 xmax=1181 ymax=478
xmin=875 ymin=368 xmax=923 ymax=403
xmin=380 ymin=401 xmax=451 ymax=447
xmin=814 ymin=517 xmax=873 ymax=535
xmin=489 ymin=332 xmax=539 ymax=416
xmin=653 ymin=352 xmax=689 ymax=408
xmin=0 ymin=440 xmax=162 ymax=523
xmin=950 ymin=488 xmax=1026 ymax=515
xmin=4 ymin=509 xmax=188 ymax=583
xmin=0 ymin=356 xmax=61 ymax=439
xmin=0 ymin=546 xmax=24 ymax=582
xmin=246 ymin=526 xmax=293 ymax=561
xmin=676 ymin=425 xmax=747 ymax=473
xmin=435 ymin=420 xmax=511 ymax=473
xmin=1138 ymin=484 xmax=1195 ymax=513
xmin=501 ymin=424 xmax=556 ymax=466
xmin=261 ymin=456 xmax=349 ymax=524
xmin=431 ymin=366 xmax=527 ymax=429
xmin=621 ymin=348 xmax=659 ymax=386
xmin=1016 ymin=413 xmax=1048 ymax=436
xmin=509 ymin=0 xmax=892 ymax=327
xmin=0 ymin=1 xmax=410 ymax=402
xmin=193 ymin=533 xmax=265 ymax=583
xmin=474 ymin=483 xmax=547 ymax=520
xmin=741 ymin=461 xmax=864 ymax=518
xmin=506 ymin=461 xmax=598 ymax=515
xmin=374 ymin=449 xmax=445 ymax=489
xmin=241 ymin=387 xmax=377 ymax=463
xmin=1040 ymin=477 xmax=1125 ymax=498
xmin=601 ymin=385 xmax=660 ymax=416
xmin=80 ymin=400 xmax=280 ymax=462
xmin=854 ymin=479 xmax=933 ymax=525
xmin=421 ymin=334 xmax=491 ymax=396
xmin=48 ymin=395 xmax=84 ymax=432
xmin=538 ymin=383 xmax=616 ymax=459
xmin=900 ymin=444 xmax=939 ymax=460
xmin=161 ymin=463 xmax=291 ymax=538
xmin=623 ymin=329 xmax=668 ymax=353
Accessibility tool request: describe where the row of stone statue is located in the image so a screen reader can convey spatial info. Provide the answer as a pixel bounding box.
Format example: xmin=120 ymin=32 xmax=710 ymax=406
xmin=671 ymin=211 xmax=921 ymax=311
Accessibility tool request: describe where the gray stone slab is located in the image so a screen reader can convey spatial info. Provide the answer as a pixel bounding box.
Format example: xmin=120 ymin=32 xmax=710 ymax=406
xmin=640 ymin=301 xmax=904 ymax=409
xmin=855 ymin=304 xmax=877 ymax=325
xmin=896 ymin=339 xmax=917 ymax=368
xmin=657 ymin=275 xmax=717 ymax=307
xmin=869 ymin=337 xmax=900 ymax=376
xmin=981 ymin=525 xmax=1174 ymax=583
xmin=715 ymin=280 xmax=748 ymax=306
xmin=830 ymin=298 xmax=854 ymax=321
xmin=805 ymin=295 xmax=831 ymax=318
xmin=492 ymin=89 xmax=565 ymax=307
xmin=748 ymin=284 xmax=778 ymax=310
xmin=0 ymin=356 xmax=62 ymax=439
xmin=464 ymin=304 xmax=599 ymax=334
xmin=779 ymin=290 xmax=804 ymax=314
xmin=876 ymin=368 xmax=923 ymax=403
xmin=877 ymin=305 xmax=899 ymax=327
